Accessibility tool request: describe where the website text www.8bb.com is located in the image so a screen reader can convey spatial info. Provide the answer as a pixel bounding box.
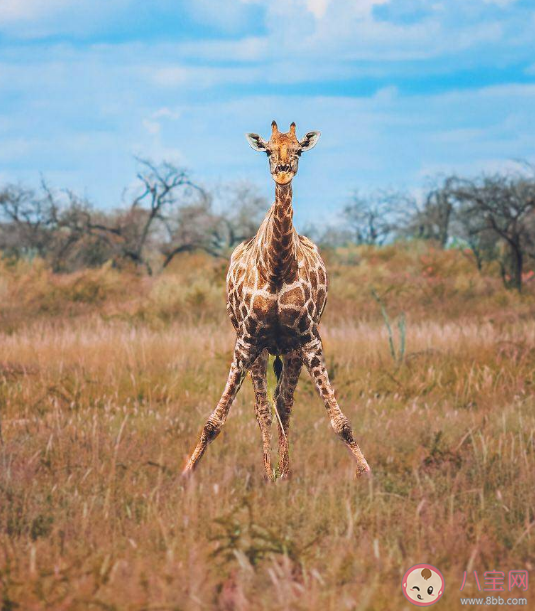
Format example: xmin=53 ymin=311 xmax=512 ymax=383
xmin=460 ymin=596 xmax=528 ymax=606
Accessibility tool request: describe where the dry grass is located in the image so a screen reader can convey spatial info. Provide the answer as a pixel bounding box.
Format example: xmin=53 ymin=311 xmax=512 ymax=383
xmin=1 ymin=246 xmax=535 ymax=610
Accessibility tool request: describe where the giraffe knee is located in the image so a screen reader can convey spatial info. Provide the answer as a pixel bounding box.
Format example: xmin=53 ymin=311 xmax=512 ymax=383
xmin=332 ymin=416 xmax=354 ymax=444
xmin=203 ymin=417 xmax=222 ymax=443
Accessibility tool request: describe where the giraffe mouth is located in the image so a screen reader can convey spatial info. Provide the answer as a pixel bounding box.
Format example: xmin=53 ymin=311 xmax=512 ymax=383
xmin=272 ymin=167 xmax=295 ymax=184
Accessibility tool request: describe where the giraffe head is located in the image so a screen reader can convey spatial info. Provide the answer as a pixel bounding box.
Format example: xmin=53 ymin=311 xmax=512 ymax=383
xmin=246 ymin=121 xmax=321 ymax=185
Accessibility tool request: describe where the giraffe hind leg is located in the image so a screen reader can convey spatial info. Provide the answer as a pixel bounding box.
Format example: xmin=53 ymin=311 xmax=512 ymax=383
xmin=250 ymin=349 xmax=274 ymax=481
xmin=274 ymin=351 xmax=302 ymax=478
xmin=301 ymin=337 xmax=370 ymax=477
xmin=182 ymin=342 xmax=257 ymax=477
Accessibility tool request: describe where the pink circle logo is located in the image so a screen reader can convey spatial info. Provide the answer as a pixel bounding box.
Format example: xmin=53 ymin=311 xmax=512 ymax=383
xmin=402 ymin=564 xmax=445 ymax=606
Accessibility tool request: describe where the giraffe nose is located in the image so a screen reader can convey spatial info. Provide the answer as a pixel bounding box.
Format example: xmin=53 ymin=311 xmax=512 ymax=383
xmin=276 ymin=164 xmax=291 ymax=173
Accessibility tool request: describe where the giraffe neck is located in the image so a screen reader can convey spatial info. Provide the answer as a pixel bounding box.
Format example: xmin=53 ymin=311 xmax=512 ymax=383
xmin=264 ymin=182 xmax=297 ymax=286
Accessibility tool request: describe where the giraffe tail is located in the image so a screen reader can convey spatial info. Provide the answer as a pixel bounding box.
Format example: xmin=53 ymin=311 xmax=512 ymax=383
xmin=273 ymin=355 xmax=283 ymax=381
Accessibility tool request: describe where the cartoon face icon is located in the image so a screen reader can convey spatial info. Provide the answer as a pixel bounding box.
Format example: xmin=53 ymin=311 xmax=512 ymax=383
xmin=402 ymin=564 xmax=445 ymax=606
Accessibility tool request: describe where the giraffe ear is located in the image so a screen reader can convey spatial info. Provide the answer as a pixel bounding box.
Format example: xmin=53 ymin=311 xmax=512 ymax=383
xmin=299 ymin=131 xmax=321 ymax=152
xmin=245 ymin=133 xmax=268 ymax=152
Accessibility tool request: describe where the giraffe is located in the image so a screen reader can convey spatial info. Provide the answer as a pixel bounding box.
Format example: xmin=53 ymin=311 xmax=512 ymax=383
xmin=182 ymin=121 xmax=370 ymax=480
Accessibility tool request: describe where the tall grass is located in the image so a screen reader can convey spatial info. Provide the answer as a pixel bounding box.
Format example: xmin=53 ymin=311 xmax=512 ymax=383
xmin=0 ymin=244 xmax=534 ymax=610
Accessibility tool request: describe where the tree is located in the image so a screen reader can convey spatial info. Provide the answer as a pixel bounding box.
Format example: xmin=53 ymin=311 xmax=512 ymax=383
xmin=402 ymin=178 xmax=456 ymax=247
xmin=451 ymin=170 xmax=535 ymax=291
xmin=160 ymin=190 xmax=220 ymax=266
xmin=303 ymin=223 xmax=353 ymax=250
xmin=452 ymin=200 xmax=498 ymax=272
xmin=51 ymin=159 xmax=202 ymax=274
xmin=47 ymin=190 xmax=120 ymax=271
xmin=210 ymin=181 xmax=267 ymax=254
xmin=343 ymin=191 xmax=386 ymax=245
xmin=343 ymin=189 xmax=412 ymax=246
xmin=0 ymin=160 xmax=202 ymax=273
xmin=161 ymin=181 xmax=267 ymax=267
xmin=0 ymin=183 xmax=58 ymax=259
xmin=118 ymin=158 xmax=201 ymax=273
xmin=343 ymin=191 xmax=389 ymax=245
xmin=0 ymin=166 xmax=270 ymax=273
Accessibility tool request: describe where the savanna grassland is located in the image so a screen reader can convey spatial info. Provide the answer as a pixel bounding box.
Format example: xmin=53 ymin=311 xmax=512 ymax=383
xmin=1 ymin=243 xmax=534 ymax=611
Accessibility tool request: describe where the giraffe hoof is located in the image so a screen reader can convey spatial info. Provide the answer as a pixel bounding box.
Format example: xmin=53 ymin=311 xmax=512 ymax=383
xmin=181 ymin=464 xmax=195 ymax=479
xmin=355 ymin=464 xmax=372 ymax=479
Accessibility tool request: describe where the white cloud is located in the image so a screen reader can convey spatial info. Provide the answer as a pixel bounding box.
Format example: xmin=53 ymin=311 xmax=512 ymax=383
xmin=142 ymin=119 xmax=161 ymax=135
xmin=184 ymin=0 xmax=259 ymax=32
xmin=345 ymin=0 xmax=390 ymax=19
xmin=152 ymin=107 xmax=180 ymax=120
xmin=287 ymin=0 xmax=390 ymax=21
xmin=0 ymin=0 xmax=533 ymax=219
xmin=131 ymin=143 xmax=186 ymax=167
xmin=162 ymin=0 xmax=520 ymax=67
xmin=306 ymin=0 xmax=331 ymax=18
xmin=278 ymin=2 xmax=504 ymax=61
xmin=0 ymin=0 xmax=69 ymax=22
xmin=482 ymin=0 xmax=518 ymax=6
xmin=0 ymin=0 xmax=530 ymax=67
xmin=0 ymin=137 xmax=38 ymax=161
xmin=0 ymin=0 xmax=130 ymax=38
xmin=142 ymin=107 xmax=181 ymax=136
xmin=149 ymin=66 xmax=189 ymax=87
xmin=2 ymin=74 xmax=535 ymax=220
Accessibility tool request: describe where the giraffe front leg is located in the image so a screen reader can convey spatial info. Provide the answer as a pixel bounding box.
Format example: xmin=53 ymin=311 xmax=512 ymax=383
xmin=274 ymin=351 xmax=302 ymax=479
xmin=250 ymin=350 xmax=274 ymax=481
xmin=301 ymin=337 xmax=371 ymax=477
xmin=182 ymin=341 xmax=258 ymax=477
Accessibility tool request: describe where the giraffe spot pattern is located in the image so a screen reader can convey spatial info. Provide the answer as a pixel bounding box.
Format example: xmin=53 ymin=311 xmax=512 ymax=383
xmin=183 ymin=125 xmax=370 ymax=481
xmin=224 ymin=184 xmax=329 ymax=355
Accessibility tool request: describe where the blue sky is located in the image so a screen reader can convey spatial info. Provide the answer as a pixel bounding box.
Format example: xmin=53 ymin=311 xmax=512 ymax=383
xmin=1 ymin=0 xmax=535 ymax=227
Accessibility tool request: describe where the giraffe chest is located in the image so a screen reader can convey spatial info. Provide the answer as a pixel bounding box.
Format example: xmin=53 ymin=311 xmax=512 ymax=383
xmin=249 ymin=281 xmax=310 ymax=319
xmin=227 ymin=247 xmax=328 ymax=352
xmin=232 ymin=280 xmax=316 ymax=351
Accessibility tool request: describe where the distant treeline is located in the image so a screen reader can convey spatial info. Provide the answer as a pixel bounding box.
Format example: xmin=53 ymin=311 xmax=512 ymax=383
xmin=1 ymin=159 xmax=534 ymax=291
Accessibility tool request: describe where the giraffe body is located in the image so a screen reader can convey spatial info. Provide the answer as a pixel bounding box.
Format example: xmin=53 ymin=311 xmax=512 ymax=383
xmin=183 ymin=122 xmax=370 ymax=480
xmin=226 ymin=188 xmax=327 ymax=356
